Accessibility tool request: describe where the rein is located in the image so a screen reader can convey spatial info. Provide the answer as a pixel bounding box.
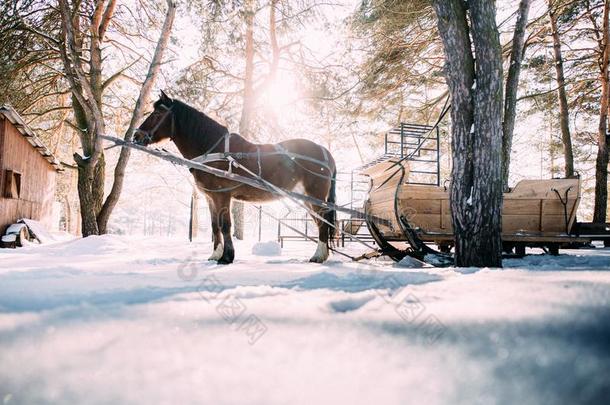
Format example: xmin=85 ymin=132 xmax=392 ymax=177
xmin=100 ymin=134 xmax=396 ymax=260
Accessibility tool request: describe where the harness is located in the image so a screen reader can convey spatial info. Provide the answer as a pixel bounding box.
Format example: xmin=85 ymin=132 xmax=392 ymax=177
xmin=134 ymin=104 xmax=175 ymax=144
xmin=193 ymin=133 xmax=333 ymax=172
xmin=100 ymin=133 xmax=408 ymax=262
xmin=189 ymin=132 xmax=334 ymax=193
xmin=134 ymin=106 xmax=334 ymax=192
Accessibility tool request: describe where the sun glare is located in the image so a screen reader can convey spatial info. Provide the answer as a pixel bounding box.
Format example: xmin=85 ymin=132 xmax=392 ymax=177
xmin=262 ymin=73 xmax=300 ymax=115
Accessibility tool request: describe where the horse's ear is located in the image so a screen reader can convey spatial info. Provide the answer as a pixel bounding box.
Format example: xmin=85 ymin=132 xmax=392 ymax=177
xmin=159 ymin=90 xmax=172 ymax=104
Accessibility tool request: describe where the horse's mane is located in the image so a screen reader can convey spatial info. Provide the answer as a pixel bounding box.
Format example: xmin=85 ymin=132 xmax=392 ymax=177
xmin=163 ymin=99 xmax=228 ymax=149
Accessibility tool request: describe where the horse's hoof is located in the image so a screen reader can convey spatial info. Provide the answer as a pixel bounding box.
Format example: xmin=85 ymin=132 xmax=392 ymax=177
xmin=217 ymin=256 xmax=234 ymax=265
xmin=309 ymin=241 xmax=329 ymax=263
xmin=208 ymin=245 xmax=224 ymax=261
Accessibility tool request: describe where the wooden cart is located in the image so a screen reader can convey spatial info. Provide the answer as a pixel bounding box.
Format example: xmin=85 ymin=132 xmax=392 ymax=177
xmin=363 ymin=158 xmax=589 ymax=260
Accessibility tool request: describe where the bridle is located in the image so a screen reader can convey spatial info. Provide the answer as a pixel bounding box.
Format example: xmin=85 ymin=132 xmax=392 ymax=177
xmin=135 ymin=104 xmax=175 ymax=145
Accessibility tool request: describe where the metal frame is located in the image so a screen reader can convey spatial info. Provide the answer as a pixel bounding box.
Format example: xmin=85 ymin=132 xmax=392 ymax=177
xmin=383 ymin=122 xmax=440 ymax=186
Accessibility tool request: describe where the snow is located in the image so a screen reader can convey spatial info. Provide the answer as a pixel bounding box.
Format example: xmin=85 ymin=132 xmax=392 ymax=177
xmin=466 ymin=186 xmax=473 ymax=206
xmin=5 ymin=224 xmax=26 ymax=235
xmin=395 ymin=255 xmax=430 ymax=268
xmin=251 ymin=240 xmax=282 ymax=256
xmin=1 ymin=234 xmax=16 ymax=243
xmin=1 ymin=236 xmax=610 ymax=404
xmin=18 ymin=219 xmax=56 ymax=244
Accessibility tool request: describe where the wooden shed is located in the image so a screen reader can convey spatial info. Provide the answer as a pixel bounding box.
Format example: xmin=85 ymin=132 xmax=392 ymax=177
xmin=0 ymin=105 xmax=62 ymax=234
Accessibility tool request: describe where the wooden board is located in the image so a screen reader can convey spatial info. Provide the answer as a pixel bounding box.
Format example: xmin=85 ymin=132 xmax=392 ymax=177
xmin=366 ymin=169 xmax=582 ymax=241
xmin=503 ymin=214 xmax=540 ymax=233
xmin=508 ymin=179 xmax=578 ymax=199
xmin=0 ymin=116 xmax=57 ymax=232
xmin=416 ymin=233 xmax=590 ymax=244
xmin=361 ymin=158 xmax=407 ymax=178
xmin=503 ymin=199 xmax=541 ymax=215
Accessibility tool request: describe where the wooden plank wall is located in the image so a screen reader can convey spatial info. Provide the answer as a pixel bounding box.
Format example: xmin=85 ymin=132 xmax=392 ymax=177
xmin=0 ymin=117 xmax=57 ymax=233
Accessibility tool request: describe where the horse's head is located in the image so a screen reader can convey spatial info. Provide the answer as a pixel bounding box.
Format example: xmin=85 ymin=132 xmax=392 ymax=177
xmin=134 ymin=90 xmax=175 ymax=146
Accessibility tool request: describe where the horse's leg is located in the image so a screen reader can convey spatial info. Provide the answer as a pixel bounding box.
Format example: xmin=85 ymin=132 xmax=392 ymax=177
xmin=307 ymin=202 xmax=330 ymax=263
xmin=301 ymin=163 xmax=336 ymax=263
xmin=206 ymin=195 xmax=223 ymax=260
xmin=215 ymin=194 xmax=235 ymax=264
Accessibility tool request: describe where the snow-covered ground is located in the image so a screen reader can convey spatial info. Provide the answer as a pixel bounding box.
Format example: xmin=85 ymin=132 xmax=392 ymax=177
xmin=1 ymin=236 xmax=609 ymax=405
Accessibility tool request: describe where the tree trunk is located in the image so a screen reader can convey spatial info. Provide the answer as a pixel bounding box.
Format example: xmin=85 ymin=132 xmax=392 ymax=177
xmin=432 ymin=0 xmax=503 ymax=267
xmin=502 ymin=0 xmax=531 ymax=191
xmin=97 ymin=0 xmax=176 ymax=233
xmin=233 ymin=0 xmax=257 ymax=240
xmin=57 ymin=0 xmax=175 ymax=236
xmin=71 ymin=90 xmax=103 ymax=236
xmin=548 ymin=0 xmax=574 ymax=178
xmin=593 ymin=1 xmax=610 ymax=223
xmin=76 ymin=157 xmax=100 ymax=236
xmin=239 ymin=0 xmax=255 ymax=138
xmin=92 ymin=152 xmax=105 ymax=216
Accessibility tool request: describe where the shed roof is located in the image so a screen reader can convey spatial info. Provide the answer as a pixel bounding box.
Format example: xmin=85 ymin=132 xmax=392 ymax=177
xmin=0 ymin=105 xmax=62 ymax=171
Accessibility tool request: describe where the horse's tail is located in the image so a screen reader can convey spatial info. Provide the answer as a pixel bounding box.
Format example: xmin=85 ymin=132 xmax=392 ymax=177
xmin=324 ymin=167 xmax=337 ymax=246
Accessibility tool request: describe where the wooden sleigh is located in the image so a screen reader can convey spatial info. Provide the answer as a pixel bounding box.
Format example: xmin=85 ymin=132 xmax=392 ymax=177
xmin=363 ymin=158 xmax=588 ymax=259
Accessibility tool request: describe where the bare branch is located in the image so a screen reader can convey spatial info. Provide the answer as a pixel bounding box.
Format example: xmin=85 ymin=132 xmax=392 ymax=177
xmin=99 ymin=0 xmax=116 ymax=40
xmin=98 ymin=0 xmax=177 ymax=230
xmin=102 ymin=57 xmax=141 ymax=90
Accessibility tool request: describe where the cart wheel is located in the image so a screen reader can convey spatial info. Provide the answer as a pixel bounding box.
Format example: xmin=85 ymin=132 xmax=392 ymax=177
xmin=439 ymin=243 xmax=452 ymax=253
xmin=16 ymin=226 xmax=31 ymax=247
xmin=548 ymin=244 xmax=560 ymax=256
xmin=515 ymin=244 xmax=526 ymax=257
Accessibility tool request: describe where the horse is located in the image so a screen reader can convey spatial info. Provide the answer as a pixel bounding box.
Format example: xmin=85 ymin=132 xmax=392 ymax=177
xmin=134 ymin=91 xmax=337 ymax=264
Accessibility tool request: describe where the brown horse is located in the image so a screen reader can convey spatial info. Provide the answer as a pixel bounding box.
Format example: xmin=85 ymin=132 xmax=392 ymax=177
xmin=135 ymin=91 xmax=337 ymax=264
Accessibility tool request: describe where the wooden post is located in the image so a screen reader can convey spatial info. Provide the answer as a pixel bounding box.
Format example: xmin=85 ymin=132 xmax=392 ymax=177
xmin=189 ymin=188 xmax=198 ymax=242
xmin=258 ymin=206 xmax=262 ymax=242
xmin=232 ymin=201 xmax=245 ymax=240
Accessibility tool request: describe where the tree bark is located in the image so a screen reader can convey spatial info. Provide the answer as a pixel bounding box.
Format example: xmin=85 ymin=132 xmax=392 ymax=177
xmin=593 ymin=0 xmax=610 ymax=223
xmin=75 ymin=154 xmax=100 ymax=236
xmin=548 ymin=0 xmax=574 ymax=178
xmin=502 ymin=0 xmax=531 ymax=191
xmin=432 ymin=0 xmax=503 ymax=267
xmin=71 ymin=92 xmax=103 ymax=236
xmin=469 ymin=0 xmax=504 ymax=267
